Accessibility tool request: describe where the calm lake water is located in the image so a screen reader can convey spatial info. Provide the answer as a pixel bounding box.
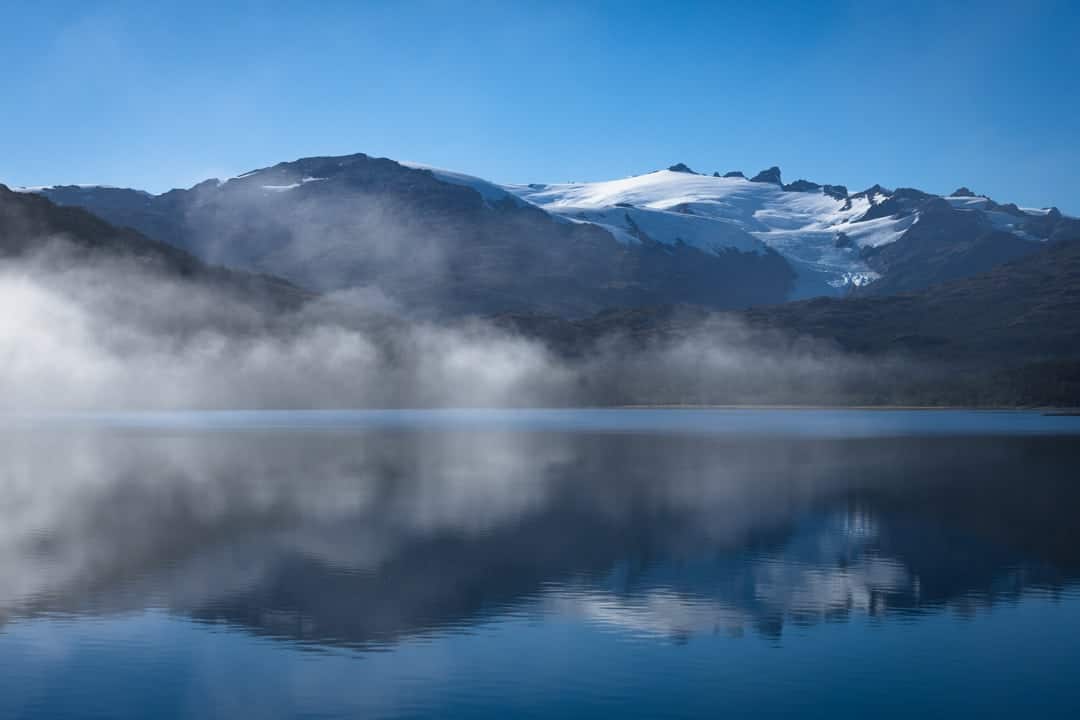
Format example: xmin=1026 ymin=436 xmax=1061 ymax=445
xmin=1 ymin=409 xmax=1079 ymax=719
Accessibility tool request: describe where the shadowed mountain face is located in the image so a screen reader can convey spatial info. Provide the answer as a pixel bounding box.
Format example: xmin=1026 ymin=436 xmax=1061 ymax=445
xmin=855 ymin=197 xmax=1075 ymax=296
xmin=2 ymin=424 xmax=1078 ymax=649
xmin=514 ymin=238 xmax=1080 ymax=361
xmin=34 ymin=154 xmax=796 ymax=317
xmin=499 ymin=238 xmax=1080 ymax=405
xmin=743 ymin=238 xmax=1080 ymax=363
xmin=0 ymin=184 xmax=310 ymax=312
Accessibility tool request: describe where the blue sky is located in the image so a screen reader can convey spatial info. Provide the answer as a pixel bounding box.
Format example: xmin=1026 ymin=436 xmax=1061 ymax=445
xmin=2 ymin=0 xmax=1078 ymax=212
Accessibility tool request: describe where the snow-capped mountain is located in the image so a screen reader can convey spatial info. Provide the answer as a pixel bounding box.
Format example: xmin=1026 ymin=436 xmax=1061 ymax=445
xmin=503 ymin=164 xmax=1065 ymax=298
xmin=22 ymin=154 xmax=795 ymax=316
xmin=19 ymin=154 xmax=1077 ymax=314
xmin=347 ymin=158 xmax=1071 ymax=298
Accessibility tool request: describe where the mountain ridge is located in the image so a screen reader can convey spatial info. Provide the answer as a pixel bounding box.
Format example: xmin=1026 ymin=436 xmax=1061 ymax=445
xmin=0 ymin=183 xmax=311 ymax=312
xmin=23 ymin=154 xmax=796 ymax=317
xmin=19 ymin=152 xmax=1079 ymax=316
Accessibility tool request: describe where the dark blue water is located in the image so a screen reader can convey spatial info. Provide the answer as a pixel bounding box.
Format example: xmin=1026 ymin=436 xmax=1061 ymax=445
xmin=1 ymin=410 xmax=1078 ymax=718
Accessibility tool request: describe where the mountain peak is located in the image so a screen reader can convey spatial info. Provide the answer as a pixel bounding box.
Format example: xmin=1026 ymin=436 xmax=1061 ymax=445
xmin=952 ymin=187 xmax=976 ymax=197
xmin=750 ymin=166 xmax=782 ymax=185
xmin=667 ymin=163 xmax=697 ymax=174
xmin=723 ymin=170 xmax=745 ymax=179
xmin=856 ymin=183 xmax=892 ymax=198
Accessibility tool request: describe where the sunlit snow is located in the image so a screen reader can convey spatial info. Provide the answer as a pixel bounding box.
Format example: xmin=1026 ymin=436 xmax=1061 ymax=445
xmin=506 ymin=169 xmax=911 ymax=296
xmin=260 ymin=176 xmax=326 ymax=191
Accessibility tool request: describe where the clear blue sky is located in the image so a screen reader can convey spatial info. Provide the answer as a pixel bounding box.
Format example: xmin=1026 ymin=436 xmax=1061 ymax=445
xmin=2 ymin=1 xmax=1078 ymax=212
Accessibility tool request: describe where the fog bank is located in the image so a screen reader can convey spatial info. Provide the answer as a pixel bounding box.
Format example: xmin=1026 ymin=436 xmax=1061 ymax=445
xmin=0 ymin=245 xmax=923 ymax=411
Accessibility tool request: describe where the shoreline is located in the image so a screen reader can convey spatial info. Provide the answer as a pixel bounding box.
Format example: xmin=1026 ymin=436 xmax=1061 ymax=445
xmin=4 ymin=405 xmax=1079 ymax=417
xmin=613 ymin=404 xmax=1078 ymax=413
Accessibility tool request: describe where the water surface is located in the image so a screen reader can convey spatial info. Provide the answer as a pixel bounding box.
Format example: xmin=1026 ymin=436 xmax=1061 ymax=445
xmin=1 ymin=409 xmax=1079 ymax=718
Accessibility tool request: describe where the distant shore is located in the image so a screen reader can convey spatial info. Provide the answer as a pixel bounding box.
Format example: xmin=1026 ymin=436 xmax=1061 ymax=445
xmin=613 ymin=404 xmax=1080 ymax=414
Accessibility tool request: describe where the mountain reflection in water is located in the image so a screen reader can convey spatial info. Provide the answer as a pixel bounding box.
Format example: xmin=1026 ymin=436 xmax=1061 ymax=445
xmin=1 ymin=413 xmax=1080 ymax=718
xmin=2 ymin=419 xmax=1078 ymax=652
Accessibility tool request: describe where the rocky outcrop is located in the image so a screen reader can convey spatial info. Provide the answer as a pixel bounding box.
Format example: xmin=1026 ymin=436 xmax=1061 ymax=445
xmin=782 ymin=179 xmax=820 ymax=193
xmin=750 ymin=166 xmax=782 ymax=184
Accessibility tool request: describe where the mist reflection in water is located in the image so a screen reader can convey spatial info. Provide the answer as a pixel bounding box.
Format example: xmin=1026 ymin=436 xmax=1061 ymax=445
xmin=1 ymin=412 xmax=1079 ymax=718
